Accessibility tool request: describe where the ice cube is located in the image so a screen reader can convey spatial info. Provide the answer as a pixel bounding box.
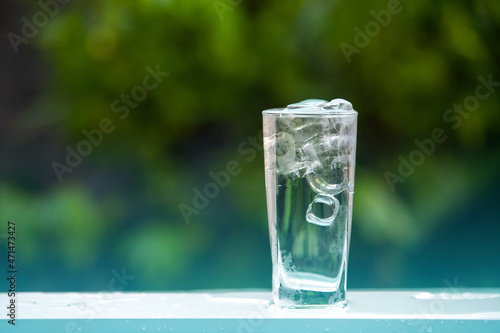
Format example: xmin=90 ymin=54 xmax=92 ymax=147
xmin=264 ymin=132 xmax=308 ymax=177
xmin=306 ymin=165 xmax=348 ymax=195
xmin=325 ymin=98 xmax=353 ymax=111
xmin=277 ymin=117 xmax=327 ymax=147
xmin=305 ymin=194 xmax=340 ymax=227
xmin=287 ymin=99 xmax=327 ymax=109
xmin=297 ymin=141 xmax=322 ymax=172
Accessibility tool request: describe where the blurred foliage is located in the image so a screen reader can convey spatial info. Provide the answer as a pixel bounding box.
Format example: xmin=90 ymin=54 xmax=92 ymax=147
xmin=1 ymin=0 xmax=499 ymax=291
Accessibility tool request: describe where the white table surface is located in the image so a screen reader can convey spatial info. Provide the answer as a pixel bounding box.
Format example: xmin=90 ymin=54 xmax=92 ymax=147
xmin=2 ymin=290 xmax=499 ymax=332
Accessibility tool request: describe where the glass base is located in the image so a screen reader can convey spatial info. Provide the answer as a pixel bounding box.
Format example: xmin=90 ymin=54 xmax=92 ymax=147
xmin=275 ymin=287 xmax=347 ymax=309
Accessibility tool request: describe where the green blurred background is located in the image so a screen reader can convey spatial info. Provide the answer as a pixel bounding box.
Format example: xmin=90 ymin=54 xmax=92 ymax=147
xmin=1 ymin=0 xmax=499 ymax=292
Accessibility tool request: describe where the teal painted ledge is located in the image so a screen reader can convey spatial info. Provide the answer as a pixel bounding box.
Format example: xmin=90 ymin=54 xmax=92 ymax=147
xmin=2 ymin=290 xmax=499 ymax=332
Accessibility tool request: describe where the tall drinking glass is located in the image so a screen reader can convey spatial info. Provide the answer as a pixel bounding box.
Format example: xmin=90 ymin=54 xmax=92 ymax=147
xmin=263 ymin=99 xmax=358 ymax=308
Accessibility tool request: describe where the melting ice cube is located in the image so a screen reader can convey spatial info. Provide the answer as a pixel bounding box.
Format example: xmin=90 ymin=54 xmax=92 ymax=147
xmin=306 ymin=165 xmax=348 ymax=195
xmin=305 ymin=194 xmax=340 ymax=227
xmin=264 ymin=131 xmax=308 ymax=176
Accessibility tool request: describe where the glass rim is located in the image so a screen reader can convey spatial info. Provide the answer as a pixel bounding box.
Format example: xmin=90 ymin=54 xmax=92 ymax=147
xmin=262 ymin=108 xmax=358 ymax=117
